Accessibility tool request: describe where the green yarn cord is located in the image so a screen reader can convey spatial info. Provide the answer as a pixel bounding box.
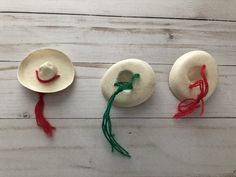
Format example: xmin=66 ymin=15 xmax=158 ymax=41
xmin=102 ymin=73 xmax=140 ymax=158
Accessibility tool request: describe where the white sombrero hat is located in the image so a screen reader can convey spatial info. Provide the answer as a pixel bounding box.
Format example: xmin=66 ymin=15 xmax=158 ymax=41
xmin=17 ymin=48 xmax=75 ymax=93
xmin=17 ymin=48 xmax=75 ymax=137
xmin=169 ymin=50 xmax=218 ymax=118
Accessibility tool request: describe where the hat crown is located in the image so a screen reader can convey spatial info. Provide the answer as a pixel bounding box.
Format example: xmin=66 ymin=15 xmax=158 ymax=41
xmin=38 ymin=61 xmax=58 ymax=81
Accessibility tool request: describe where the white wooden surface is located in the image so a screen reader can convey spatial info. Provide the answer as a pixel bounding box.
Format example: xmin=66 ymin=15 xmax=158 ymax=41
xmin=0 ymin=1 xmax=236 ymax=177
xmin=1 ymin=0 xmax=236 ymax=21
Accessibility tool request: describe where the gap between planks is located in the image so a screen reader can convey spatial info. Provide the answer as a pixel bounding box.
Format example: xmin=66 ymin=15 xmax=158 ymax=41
xmin=1 ymin=11 xmax=236 ymax=23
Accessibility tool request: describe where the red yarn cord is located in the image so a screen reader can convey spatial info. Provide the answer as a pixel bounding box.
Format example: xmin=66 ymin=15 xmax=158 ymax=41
xmin=173 ymin=64 xmax=208 ymax=119
xmin=35 ymin=93 xmax=56 ymax=136
xmin=36 ymin=70 xmax=60 ymax=83
xmin=35 ymin=70 xmax=60 ymax=136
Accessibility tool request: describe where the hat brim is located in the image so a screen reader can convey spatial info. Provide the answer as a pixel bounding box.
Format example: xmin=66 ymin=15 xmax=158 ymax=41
xmin=17 ymin=48 xmax=75 ymax=93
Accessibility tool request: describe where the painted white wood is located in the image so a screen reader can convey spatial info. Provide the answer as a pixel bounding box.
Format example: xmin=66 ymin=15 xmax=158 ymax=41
xmin=0 ymin=1 xmax=236 ymax=176
xmin=0 ymin=62 xmax=234 ymax=119
xmin=0 ymin=14 xmax=235 ymax=65
xmin=0 ymin=119 xmax=236 ymax=177
xmin=1 ymin=0 xmax=236 ymax=21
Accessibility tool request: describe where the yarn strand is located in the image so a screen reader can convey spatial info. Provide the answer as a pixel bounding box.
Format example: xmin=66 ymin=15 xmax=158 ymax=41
xmin=102 ymin=73 xmax=140 ymax=158
xmin=173 ymin=64 xmax=208 ymax=118
xmin=35 ymin=93 xmax=56 ymax=136
xmin=35 ymin=71 xmax=60 ymax=136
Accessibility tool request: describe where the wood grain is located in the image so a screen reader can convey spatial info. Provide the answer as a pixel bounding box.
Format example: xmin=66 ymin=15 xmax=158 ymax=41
xmin=0 ymin=62 xmax=234 ymax=119
xmin=0 ymin=119 xmax=236 ymax=177
xmin=1 ymin=0 xmax=236 ymax=21
xmin=0 ymin=14 xmax=236 ymax=65
xmin=0 ymin=1 xmax=236 ymax=176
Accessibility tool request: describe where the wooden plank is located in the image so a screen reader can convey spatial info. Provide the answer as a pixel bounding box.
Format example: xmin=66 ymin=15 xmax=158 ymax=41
xmin=0 ymin=14 xmax=236 ymax=65
xmin=1 ymin=0 xmax=236 ymax=21
xmin=0 ymin=119 xmax=236 ymax=177
xmin=0 ymin=62 xmax=234 ymax=119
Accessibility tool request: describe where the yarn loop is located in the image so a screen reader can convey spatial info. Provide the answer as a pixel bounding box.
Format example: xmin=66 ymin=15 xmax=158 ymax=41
xmin=173 ymin=64 xmax=208 ymax=118
xmin=36 ymin=70 xmax=60 ymax=83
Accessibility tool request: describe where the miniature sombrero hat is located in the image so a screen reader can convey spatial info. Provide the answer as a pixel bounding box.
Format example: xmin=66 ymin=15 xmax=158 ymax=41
xmin=169 ymin=51 xmax=218 ymax=118
xmin=18 ymin=48 xmax=74 ymax=93
xmin=17 ymin=48 xmax=75 ymax=136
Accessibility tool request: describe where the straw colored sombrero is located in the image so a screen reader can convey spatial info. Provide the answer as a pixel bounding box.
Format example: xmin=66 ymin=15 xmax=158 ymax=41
xmin=17 ymin=48 xmax=75 ymax=137
xmin=17 ymin=48 xmax=75 ymax=93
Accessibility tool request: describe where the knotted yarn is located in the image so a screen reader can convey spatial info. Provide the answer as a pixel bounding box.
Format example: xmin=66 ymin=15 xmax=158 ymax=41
xmin=173 ymin=64 xmax=209 ymax=118
xmin=102 ymin=73 xmax=140 ymax=158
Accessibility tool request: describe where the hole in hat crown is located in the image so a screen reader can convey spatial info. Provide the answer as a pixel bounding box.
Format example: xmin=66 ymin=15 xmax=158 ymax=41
xmin=38 ymin=61 xmax=58 ymax=81
xmin=117 ymin=70 xmax=133 ymax=82
xmin=188 ymin=66 xmax=208 ymax=82
xmin=117 ymin=70 xmax=134 ymax=93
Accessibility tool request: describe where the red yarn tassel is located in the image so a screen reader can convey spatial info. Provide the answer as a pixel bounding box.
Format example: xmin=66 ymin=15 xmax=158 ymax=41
xmin=35 ymin=93 xmax=56 ymax=136
xmin=173 ymin=64 xmax=209 ymax=119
